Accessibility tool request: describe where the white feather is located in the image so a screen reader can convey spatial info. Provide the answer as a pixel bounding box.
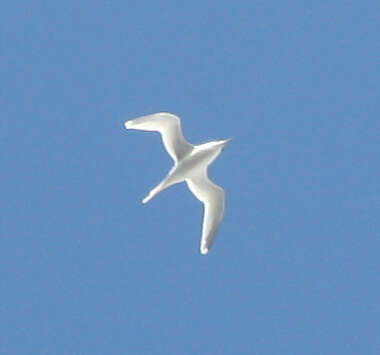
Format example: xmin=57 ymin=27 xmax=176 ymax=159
xmin=125 ymin=112 xmax=229 ymax=254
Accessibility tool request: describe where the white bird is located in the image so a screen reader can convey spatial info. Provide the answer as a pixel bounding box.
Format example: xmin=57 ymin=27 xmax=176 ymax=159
xmin=125 ymin=112 xmax=230 ymax=255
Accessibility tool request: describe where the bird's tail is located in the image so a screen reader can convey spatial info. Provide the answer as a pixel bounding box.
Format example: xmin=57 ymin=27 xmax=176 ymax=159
xmin=142 ymin=184 xmax=164 ymax=204
xmin=142 ymin=170 xmax=183 ymax=204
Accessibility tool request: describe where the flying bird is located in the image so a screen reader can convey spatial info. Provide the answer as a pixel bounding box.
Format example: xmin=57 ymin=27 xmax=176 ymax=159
xmin=125 ymin=112 xmax=230 ymax=255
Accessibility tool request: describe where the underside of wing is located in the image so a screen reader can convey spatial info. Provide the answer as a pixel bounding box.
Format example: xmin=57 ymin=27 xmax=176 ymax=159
xmin=125 ymin=112 xmax=193 ymax=163
xmin=186 ymin=170 xmax=225 ymax=255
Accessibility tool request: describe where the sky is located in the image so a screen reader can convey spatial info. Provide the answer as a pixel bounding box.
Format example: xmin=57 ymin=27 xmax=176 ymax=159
xmin=1 ymin=1 xmax=380 ymax=354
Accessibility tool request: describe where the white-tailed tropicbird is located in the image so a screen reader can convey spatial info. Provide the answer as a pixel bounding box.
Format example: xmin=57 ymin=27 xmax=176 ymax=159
xmin=125 ymin=112 xmax=230 ymax=255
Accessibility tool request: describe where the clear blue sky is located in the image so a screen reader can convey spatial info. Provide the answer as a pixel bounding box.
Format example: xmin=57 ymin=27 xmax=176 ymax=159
xmin=1 ymin=1 xmax=380 ymax=354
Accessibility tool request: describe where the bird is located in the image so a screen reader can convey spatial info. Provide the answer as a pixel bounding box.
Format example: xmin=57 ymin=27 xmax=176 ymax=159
xmin=124 ymin=112 xmax=230 ymax=255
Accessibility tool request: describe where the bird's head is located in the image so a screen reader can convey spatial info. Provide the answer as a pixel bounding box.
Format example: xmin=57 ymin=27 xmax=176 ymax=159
xmin=216 ymin=138 xmax=232 ymax=150
xmin=205 ymin=138 xmax=231 ymax=157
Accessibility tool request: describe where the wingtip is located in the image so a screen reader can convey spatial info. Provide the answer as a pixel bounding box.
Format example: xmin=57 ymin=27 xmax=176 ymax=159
xmin=124 ymin=120 xmax=133 ymax=129
xmin=200 ymin=246 xmax=209 ymax=255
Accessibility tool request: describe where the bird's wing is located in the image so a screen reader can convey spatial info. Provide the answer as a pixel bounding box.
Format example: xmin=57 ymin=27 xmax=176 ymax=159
xmin=186 ymin=169 xmax=225 ymax=254
xmin=125 ymin=112 xmax=193 ymax=163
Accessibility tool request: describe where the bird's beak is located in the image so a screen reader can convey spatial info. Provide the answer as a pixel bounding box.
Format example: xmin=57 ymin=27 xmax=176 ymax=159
xmin=219 ymin=138 xmax=231 ymax=150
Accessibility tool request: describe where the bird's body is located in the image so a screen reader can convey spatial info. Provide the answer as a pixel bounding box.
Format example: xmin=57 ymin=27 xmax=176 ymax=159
xmin=125 ymin=112 xmax=230 ymax=255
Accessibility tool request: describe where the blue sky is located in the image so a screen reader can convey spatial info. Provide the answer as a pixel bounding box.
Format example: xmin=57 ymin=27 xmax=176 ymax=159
xmin=1 ymin=1 xmax=380 ymax=354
